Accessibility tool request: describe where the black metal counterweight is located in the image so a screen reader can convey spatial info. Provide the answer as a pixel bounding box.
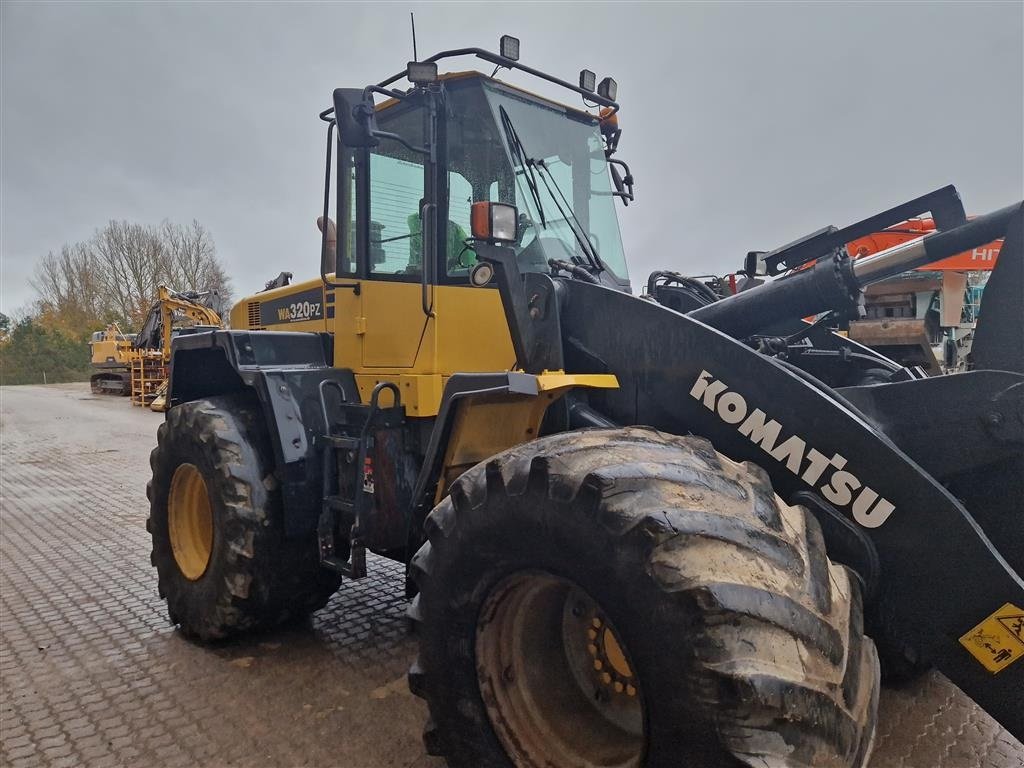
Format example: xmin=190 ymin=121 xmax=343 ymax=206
xmin=689 ymin=202 xmax=1023 ymax=339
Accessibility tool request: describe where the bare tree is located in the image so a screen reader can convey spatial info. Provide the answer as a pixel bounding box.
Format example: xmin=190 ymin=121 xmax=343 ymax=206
xmin=161 ymin=220 xmax=233 ymax=311
xmin=31 ymin=219 xmax=233 ymax=336
xmin=92 ymin=221 xmax=168 ymax=324
xmin=31 ymin=242 xmax=112 ymax=333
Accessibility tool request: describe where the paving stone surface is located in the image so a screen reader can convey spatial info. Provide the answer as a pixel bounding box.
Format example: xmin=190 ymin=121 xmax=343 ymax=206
xmin=1 ymin=383 xmax=1021 ymax=767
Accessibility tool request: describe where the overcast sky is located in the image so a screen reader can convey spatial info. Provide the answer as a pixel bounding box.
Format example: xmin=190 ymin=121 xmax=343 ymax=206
xmin=2 ymin=1 xmax=1021 ymax=314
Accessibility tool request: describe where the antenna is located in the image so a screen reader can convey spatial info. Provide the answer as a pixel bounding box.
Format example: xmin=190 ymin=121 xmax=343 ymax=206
xmin=410 ymin=12 xmax=418 ymax=61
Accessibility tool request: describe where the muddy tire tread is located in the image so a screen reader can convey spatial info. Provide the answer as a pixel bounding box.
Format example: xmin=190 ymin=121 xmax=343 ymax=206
xmin=408 ymin=426 xmax=879 ymax=767
xmin=147 ymin=395 xmax=341 ymax=641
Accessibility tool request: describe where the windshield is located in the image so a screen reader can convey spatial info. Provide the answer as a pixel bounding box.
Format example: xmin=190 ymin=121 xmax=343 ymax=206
xmin=443 ymin=79 xmax=629 ymax=286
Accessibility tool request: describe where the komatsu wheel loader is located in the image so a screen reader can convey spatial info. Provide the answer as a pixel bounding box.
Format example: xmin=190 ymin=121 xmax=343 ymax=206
xmin=147 ymin=38 xmax=1023 ymax=767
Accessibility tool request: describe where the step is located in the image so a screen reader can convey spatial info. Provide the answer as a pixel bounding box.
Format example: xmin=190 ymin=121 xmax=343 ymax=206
xmin=323 ymin=435 xmax=362 ymax=451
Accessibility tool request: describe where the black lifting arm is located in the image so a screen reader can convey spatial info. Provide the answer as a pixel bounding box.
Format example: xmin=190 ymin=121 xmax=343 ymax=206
xmin=473 ymin=243 xmax=535 ymax=369
xmin=690 ymin=199 xmax=1022 ymax=340
xmin=473 ymin=242 xmax=564 ymax=375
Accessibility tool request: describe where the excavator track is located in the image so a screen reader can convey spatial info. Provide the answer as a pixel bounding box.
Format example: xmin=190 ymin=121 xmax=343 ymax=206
xmin=89 ymin=371 xmax=131 ymax=396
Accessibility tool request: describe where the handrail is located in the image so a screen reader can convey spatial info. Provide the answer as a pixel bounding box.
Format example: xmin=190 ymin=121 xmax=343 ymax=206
xmin=319 ymin=45 xmax=620 ymax=121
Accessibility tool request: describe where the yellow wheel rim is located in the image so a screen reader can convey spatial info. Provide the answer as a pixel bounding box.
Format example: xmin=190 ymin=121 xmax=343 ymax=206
xmin=168 ymin=463 xmax=214 ymax=581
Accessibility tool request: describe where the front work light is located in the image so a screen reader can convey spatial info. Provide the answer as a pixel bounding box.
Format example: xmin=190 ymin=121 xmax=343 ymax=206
xmin=500 ymin=35 xmax=520 ymax=62
xmin=471 ymin=202 xmax=518 ymax=244
xmin=407 ymin=61 xmax=438 ymax=85
xmin=579 ymin=69 xmax=596 ymax=92
xmin=597 ymin=77 xmax=618 ymax=102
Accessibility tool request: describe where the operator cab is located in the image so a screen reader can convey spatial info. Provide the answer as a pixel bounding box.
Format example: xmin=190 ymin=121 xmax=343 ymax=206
xmin=323 ymin=40 xmax=634 ymax=296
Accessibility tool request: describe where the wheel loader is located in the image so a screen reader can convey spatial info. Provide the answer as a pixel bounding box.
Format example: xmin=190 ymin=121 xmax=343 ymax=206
xmin=147 ymin=38 xmax=1023 ymax=767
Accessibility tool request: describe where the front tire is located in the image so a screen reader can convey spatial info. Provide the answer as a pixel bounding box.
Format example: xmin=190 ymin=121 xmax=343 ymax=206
xmin=408 ymin=427 xmax=879 ymax=767
xmin=147 ymin=395 xmax=341 ymax=641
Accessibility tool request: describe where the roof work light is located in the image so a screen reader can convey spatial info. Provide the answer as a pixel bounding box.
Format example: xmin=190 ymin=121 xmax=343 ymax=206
xmin=597 ymin=77 xmax=618 ymax=102
xmin=579 ymin=70 xmax=596 ymax=92
xmin=407 ymin=61 xmax=439 ymax=85
xmin=499 ymin=35 xmax=520 ymax=62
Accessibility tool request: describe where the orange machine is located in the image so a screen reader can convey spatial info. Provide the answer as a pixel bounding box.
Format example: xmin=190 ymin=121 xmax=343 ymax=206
xmin=847 ymin=218 xmax=1001 ymax=270
xmin=844 ymin=219 xmax=1001 ymax=373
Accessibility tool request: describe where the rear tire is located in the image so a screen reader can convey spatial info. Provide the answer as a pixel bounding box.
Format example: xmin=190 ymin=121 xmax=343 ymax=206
xmin=147 ymin=394 xmax=342 ymax=641
xmin=408 ymin=427 xmax=879 ymax=767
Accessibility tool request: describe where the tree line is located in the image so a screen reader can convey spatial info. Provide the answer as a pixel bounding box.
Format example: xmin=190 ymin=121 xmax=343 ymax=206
xmin=1 ymin=219 xmax=232 ymax=386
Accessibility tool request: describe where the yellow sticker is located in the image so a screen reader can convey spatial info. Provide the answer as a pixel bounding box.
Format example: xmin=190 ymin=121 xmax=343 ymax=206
xmin=959 ymin=602 xmax=1024 ymax=674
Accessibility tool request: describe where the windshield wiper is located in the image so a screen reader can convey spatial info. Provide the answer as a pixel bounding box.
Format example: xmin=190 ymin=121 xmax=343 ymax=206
xmin=499 ymin=106 xmax=546 ymax=229
xmin=533 ymin=158 xmax=605 ymax=273
xmin=500 ymin=107 xmax=605 ymax=274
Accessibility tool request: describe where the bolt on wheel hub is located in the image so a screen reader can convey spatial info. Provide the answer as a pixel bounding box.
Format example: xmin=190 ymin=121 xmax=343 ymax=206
xmin=476 ymin=572 xmax=644 ymax=767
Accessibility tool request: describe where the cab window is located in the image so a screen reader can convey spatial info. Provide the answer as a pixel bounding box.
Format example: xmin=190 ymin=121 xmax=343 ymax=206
xmin=445 ymin=171 xmax=475 ymax=275
xmin=443 ymin=82 xmax=515 ymax=279
xmin=367 ymin=104 xmax=427 ymax=278
xmin=337 ymin=147 xmax=357 ymax=276
xmin=441 ymin=79 xmax=630 ymax=287
xmin=368 ymin=154 xmax=426 ymax=276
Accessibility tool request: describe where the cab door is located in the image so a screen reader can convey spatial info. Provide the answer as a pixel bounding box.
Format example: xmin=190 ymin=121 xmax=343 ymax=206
xmin=335 ymin=94 xmax=432 ymax=372
xmin=359 ymin=144 xmax=430 ymax=368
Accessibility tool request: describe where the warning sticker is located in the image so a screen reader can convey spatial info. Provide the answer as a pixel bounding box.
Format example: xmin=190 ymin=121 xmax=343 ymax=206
xmin=959 ymin=603 xmax=1024 ymax=674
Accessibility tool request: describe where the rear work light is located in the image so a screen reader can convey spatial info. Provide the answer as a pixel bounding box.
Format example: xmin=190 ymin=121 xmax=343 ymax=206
xmin=471 ymin=202 xmax=518 ymax=244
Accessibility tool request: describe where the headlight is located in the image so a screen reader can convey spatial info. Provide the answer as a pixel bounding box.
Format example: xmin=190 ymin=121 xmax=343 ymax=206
xmin=471 ymin=202 xmax=519 ymax=244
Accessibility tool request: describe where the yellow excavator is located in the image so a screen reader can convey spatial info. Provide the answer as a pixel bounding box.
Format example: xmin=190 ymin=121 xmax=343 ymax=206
xmin=88 ymin=324 xmax=137 ymax=395
xmin=133 ymin=286 xmax=222 ymax=410
xmin=88 ymin=286 xmax=222 ymax=407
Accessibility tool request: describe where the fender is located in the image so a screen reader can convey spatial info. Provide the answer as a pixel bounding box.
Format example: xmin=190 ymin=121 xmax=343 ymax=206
xmin=167 ymin=330 xmax=358 ymax=536
xmin=559 ymin=278 xmax=1023 ymax=740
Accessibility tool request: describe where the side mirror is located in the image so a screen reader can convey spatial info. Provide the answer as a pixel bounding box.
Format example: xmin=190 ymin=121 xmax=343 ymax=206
xmin=608 ymin=159 xmax=634 ymax=205
xmin=333 ymin=88 xmax=378 ymax=148
xmin=744 ymin=251 xmax=769 ymax=277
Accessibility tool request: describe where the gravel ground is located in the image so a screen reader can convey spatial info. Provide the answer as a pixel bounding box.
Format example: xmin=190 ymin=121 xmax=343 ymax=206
xmin=1 ymin=383 xmax=1021 ymax=767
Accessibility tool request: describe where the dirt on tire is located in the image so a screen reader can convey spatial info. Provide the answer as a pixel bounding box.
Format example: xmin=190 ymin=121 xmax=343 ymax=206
xmin=147 ymin=394 xmax=342 ymax=641
xmin=408 ymin=426 xmax=880 ymax=767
